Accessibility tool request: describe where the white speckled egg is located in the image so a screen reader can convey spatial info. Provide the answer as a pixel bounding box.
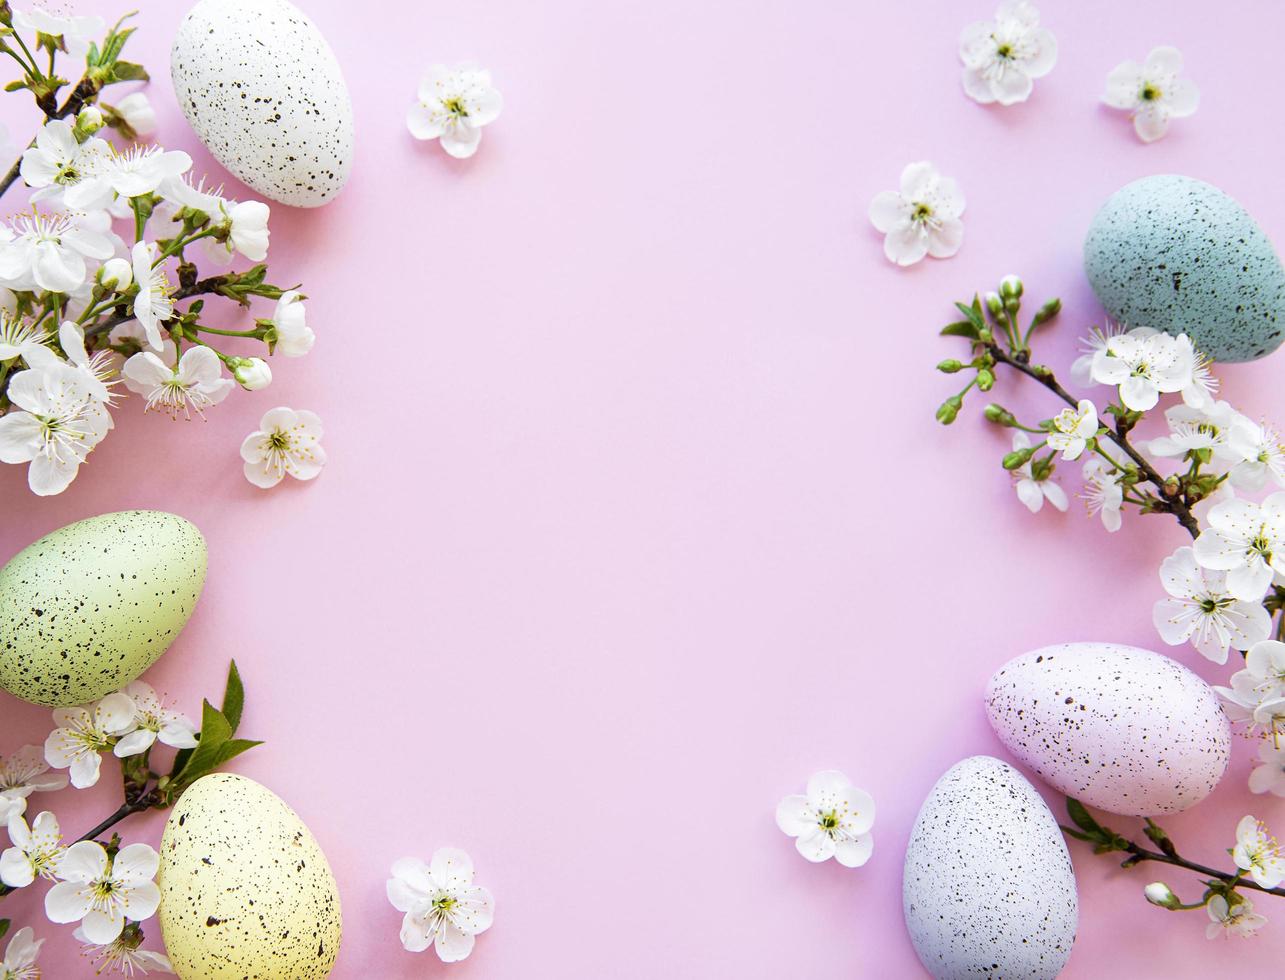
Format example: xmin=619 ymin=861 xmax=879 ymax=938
xmin=903 ymin=756 xmax=1077 ymax=980
xmin=171 ymin=0 xmax=353 ymax=207
xmin=158 ymin=773 xmax=342 ymax=979
xmin=986 ymin=642 xmax=1230 ymax=815
xmin=0 ymin=511 xmax=206 ymax=707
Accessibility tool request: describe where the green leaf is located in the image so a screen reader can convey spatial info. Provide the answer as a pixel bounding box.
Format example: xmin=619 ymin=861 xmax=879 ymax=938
xmin=1058 ymin=825 xmax=1098 ymax=843
xmin=222 ymin=660 xmax=245 ymax=735
xmin=214 ymin=738 xmax=263 ymax=768
xmin=173 ymin=699 xmax=233 ymax=785
xmin=1065 ymin=798 xmax=1102 ymax=836
xmin=0 ymin=918 xmax=9 ymax=941
xmin=940 ymin=320 xmax=980 ymax=339
xmin=954 ymin=301 xmax=984 ymax=330
xmin=107 ymin=61 xmax=148 ymax=82
xmin=3 ymin=79 xmax=27 ymax=92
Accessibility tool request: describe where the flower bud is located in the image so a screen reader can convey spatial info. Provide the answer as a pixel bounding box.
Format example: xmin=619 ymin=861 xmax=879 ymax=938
xmin=936 ymin=358 xmax=964 ymax=374
xmin=97 ymin=257 xmax=133 ymax=291
xmin=1002 ymin=446 xmax=1034 ymax=470
xmin=75 ymin=105 xmax=104 ymax=137
xmin=999 ymin=274 xmax=1023 ymax=299
xmin=1032 ymin=298 xmax=1062 ymax=325
xmin=983 ymin=403 xmax=1016 ymax=426
xmin=230 ymin=356 xmax=272 ymax=391
xmin=1143 ymin=882 xmax=1181 ymax=910
xmin=977 ymin=368 xmax=995 ymax=391
xmin=984 ymin=292 xmax=1003 ymax=318
xmin=936 ymin=395 xmax=963 ymax=425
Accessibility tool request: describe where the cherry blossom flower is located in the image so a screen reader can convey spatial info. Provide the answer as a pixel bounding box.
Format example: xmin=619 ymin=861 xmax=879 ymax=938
xmin=268 ymin=291 xmax=313 ymax=357
xmin=1232 ymin=816 xmax=1284 ymax=889
xmin=1070 ymin=321 xmax=1124 ymax=386
xmin=958 ymin=1 xmax=1057 ymax=106
xmin=45 ymin=841 xmax=161 ymax=944
xmin=0 ymin=361 xmax=111 ymax=495
xmin=1046 ymin=399 xmax=1097 ymax=460
xmin=25 ymin=320 xmax=118 ymax=404
xmin=1206 ymin=894 xmax=1266 ymax=939
xmin=73 ymin=923 xmax=173 ymax=976
xmin=1153 ymin=546 xmax=1271 ymax=664
xmin=407 ymin=64 xmax=503 ymax=159
xmin=113 ymin=682 xmax=198 ymax=758
xmin=70 ymin=145 xmax=192 ymax=211
xmin=1215 ymin=640 xmax=1285 ymax=736
xmin=1147 ymin=402 xmax=1238 ymax=462
xmin=1 ymin=810 xmax=65 ymax=888
xmin=0 ymin=925 xmax=43 ymax=980
xmin=1104 ymin=46 xmax=1199 ymax=143
xmin=0 ymin=311 xmax=49 ymax=363
xmin=868 ymin=162 xmax=965 ymax=267
xmin=240 ymin=407 xmax=326 ymax=489
xmin=775 ymin=769 xmax=875 ymax=867
xmin=128 ymin=241 xmax=174 ymax=349
xmin=43 ymin=693 xmax=137 ymax=789
xmin=230 ymin=356 xmax=272 ymax=391
xmin=1192 ymin=494 xmax=1285 ymax=601
xmin=1010 ymin=431 xmax=1067 ymax=513
xmin=387 ymin=848 xmax=495 ymax=962
xmin=1227 ymin=416 xmax=1285 ymax=492
xmin=111 ymin=93 xmax=158 ymax=138
xmin=122 ymin=345 xmax=233 ymax=419
xmin=1080 ymin=456 xmax=1124 ymax=532
xmin=0 ymin=744 xmax=67 ymax=823
xmin=1090 ymin=329 xmax=1194 ymax=411
xmin=12 ymin=7 xmax=104 ymax=58
xmin=1249 ymin=740 xmax=1285 ymax=797
xmin=19 ymin=118 xmax=110 ymax=206
xmin=0 ymin=208 xmax=115 ymax=294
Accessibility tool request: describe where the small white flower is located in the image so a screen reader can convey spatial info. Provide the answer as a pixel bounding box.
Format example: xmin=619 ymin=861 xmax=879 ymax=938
xmin=0 ymin=744 xmax=67 ymax=823
xmin=1080 ymin=456 xmax=1124 ymax=532
xmin=1232 ymin=816 xmax=1285 ymax=889
xmin=128 ymin=242 xmax=174 ymax=350
xmin=24 ymin=320 xmax=119 ymax=404
xmin=0 ymin=208 xmax=115 ymax=294
xmin=387 ymin=848 xmax=495 ymax=962
xmin=407 ymin=64 xmax=503 ymax=159
xmin=1070 ymin=321 xmax=1124 ymax=386
xmin=221 ymin=199 xmax=270 ymax=262
xmin=13 ymin=7 xmax=105 ymax=58
xmin=19 ymin=118 xmax=110 ymax=206
xmin=1192 ymin=493 xmax=1285 ymax=601
xmin=269 ymin=290 xmax=313 ymax=357
xmin=1249 ymin=740 xmax=1285 ymax=797
xmin=1046 ymin=399 xmax=1097 ymax=460
xmin=230 ymin=356 xmax=272 ymax=391
xmin=240 ymin=407 xmax=326 ymax=489
xmin=1153 ymin=546 xmax=1271 ymax=664
xmin=1146 ymin=401 xmax=1239 ymax=461
xmin=0 ymin=311 xmax=50 ymax=363
xmin=72 ymin=145 xmax=192 ymax=211
xmin=0 ymin=925 xmax=44 ymax=980
xmin=1090 ymin=329 xmax=1194 ymax=411
xmin=122 ymin=345 xmax=233 ymax=419
xmin=1011 ymin=431 xmax=1067 ymax=513
xmin=1227 ymin=415 xmax=1285 ymax=492
xmin=112 ymin=681 xmax=198 ymax=758
xmin=0 ymin=361 xmax=111 ymax=495
xmin=958 ymin=1 xmax=1057 ymax=106
xmin=43 ymin=693 xmax=137 ymax=789
xmin=0 ymin=810 xmax=65 ymax=888
xmin=1206 ymin=893 xmax=1266 ymax=939
xmin=775 ymin=769 xmax=875 ymax=867
xmin=111 ymin=92 xmax=158 ymax=138
xmin=868 ymin=162 xmax=965 ymax=267
xmin=45 ymin=840 xmax=161 ymax=944
xmin=73 ymin=923 xmax=173 ymax=976
xmin=1104 ymin=46 xmax=1199 ymax=143
xmin=1215 ymin=639 xmax=1285 ymax=731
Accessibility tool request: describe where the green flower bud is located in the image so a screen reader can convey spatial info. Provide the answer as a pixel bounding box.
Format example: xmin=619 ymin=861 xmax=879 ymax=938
xmin=977 ymin=368 xmax=995 ymax=391
xmin=936 ymin=395 xmax=963 ymax=425
xmin=983 ymin=403 xmax=1016 ymax=426
xmin=984 ymin=292 xmax=1003 ymax=318
xmin=75 ymin=105 xmax=104 ymax=137
xmin=999 ymin=274 xmax=1023 ymax=299
xmin=936 ymin=358 xmax=964 ymax=374
xmin=1143 ymin=882 xmax=1181 ymax=910
xmin=1032 ymin=298 xmax=1062 ymax=325
xmin=1002 ymin=446 xmax=1034 ymax=470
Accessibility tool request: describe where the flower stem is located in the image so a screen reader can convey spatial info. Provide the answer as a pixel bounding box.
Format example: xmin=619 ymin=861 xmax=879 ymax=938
xmin=1114 ymin=837 xmax=1285 ymax=899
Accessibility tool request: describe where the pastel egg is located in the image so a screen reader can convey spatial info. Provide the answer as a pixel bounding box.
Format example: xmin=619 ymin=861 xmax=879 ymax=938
xmin=903 ymin=756 xmax=1077 ymax=980
xmin=1084 ymin=175 xmax=1285 ymax=362
xmin=171 ymin=0 xmax=354 ymax=207
xmin=0 ymin=511 xmax=206 ymax=706
xmin=986 ymin=642 xmax=1230 ymax=815
xmin=158 ymin=773 xmax=342 ymax=979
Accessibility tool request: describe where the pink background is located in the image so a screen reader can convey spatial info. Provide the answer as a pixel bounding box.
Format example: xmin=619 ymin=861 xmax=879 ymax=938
xmin=2 ymin=0 xmax=1284 ymax=975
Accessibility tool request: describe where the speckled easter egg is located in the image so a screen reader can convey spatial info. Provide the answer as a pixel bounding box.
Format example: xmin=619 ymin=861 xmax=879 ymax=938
xmin=171 ymin=0 xmax=353 ymax=207
xmin=158 ymin=773 xmax=342 ymax=979
xmin=903 ymin=756 xmax=1077 ymax=980
xmin=986 ymin=642 xmax=1230 ymax=815
xmin=0 ymin=511 xmax=206 ymax=707
xmin=1084 ymin=175 xmax=1285 ymax=362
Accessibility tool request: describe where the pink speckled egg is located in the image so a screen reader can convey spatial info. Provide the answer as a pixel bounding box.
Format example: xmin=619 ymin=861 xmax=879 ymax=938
xmin=985 ymin=642 xmax=1230 ymax=816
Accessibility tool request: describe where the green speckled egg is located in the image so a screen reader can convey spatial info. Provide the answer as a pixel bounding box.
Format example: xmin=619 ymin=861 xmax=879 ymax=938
xmin=158 ymin=773 xmax=343 ymax=979
xmin=0 ymin=510 xmax=207 ymax=706
xmin=1084 ymin=174 xmax=1285 ymax=362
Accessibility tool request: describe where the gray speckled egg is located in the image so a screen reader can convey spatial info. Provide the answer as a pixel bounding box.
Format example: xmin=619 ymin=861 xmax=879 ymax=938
xmin=159 ymin=773 xmax=343 ymax=979
xmin=903 ymin=756 xmax=1077 ymax=980
xmin=171 ymin=0 xmax=353 ymax=207
xmin=0 ymin=511 xmax=206 ymax=707
xmin=1083 ymin=174 xmax=1285 ymax=362
xmin=986 ymin=642 xmax=1229 ymax=816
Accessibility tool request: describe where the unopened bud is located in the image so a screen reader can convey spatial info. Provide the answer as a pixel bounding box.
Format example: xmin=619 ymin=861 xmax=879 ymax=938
xmin=1032 ymin=297 xmax=1062 ymax=325
xmin=230 ymin=356 xmax=272 ymax=391
xmin=1144 ymin=882 xmax=1181 ymax=910
xmin=983 ymin=403 xmax=1016 ymax=426
xmin=75 ymin=105 xmax=104 ymax=137
xmin=1002 ymin=446 xmax=1034 ymax=470
xmin=999 ymin=274 xmax=1023 ymax=300
xmin=984 ymin=292 xmax=1003 ymax=318
xmin=937 ymin=358 xmax=964 ymax=374
xmin=977 ymin=368 xmax=995 ymax=391
xmin=97 ymin=257 xmax=132 ymax=291
xmin=936 ymin=395 xmax=963 ymax=425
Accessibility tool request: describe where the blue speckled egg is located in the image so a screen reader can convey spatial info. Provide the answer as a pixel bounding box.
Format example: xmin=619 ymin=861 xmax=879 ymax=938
xmin=171 ymin=0 xmax=353 ymax=207
xmin=1083 ymin=175 xmax=1285 ymax=362
xmin=0 ymin=511 xmax=206 ymax=707
xmin=903 ymin=756 xmax=1077 ymax=980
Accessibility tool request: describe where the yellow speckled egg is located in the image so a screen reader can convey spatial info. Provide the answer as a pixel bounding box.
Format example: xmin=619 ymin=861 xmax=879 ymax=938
xmin=158 ymin=773 xmax=343 ymax=979
xmin=0 ymin=511 xmax=207 ymax=706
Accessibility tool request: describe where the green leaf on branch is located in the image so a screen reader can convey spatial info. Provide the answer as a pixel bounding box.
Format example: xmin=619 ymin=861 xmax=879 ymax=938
xmin=940 ymin=320 xmax=980 ymax=339
xmin=1066 ymin=797 xmax=1102 ymax=836
xmin=0 ymin=918 xmax=9 ymax=941
xmin=165 ymin=661 xmax=262 ymax=801
xmin=222 ymin=659 xmax=245 ymax=735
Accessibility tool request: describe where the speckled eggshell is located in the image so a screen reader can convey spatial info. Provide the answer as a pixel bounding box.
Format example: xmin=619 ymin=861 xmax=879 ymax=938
xmin=903 ymin=756 xmax=1077 ymax=980
xmin=170 ymin=0 xmax=353 ymax=207
xmin=986 ymin=642 xmax=1230 ymax=815
xmin=158 ymin=773 xmax=342 ymax=979
xmin=1083 ymin=174 xmax=1285 ymax=362
xmin=0 ymin=511 xmax=206 ymax=707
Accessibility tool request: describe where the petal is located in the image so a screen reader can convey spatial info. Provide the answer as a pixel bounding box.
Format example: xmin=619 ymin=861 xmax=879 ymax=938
xmin=454 ymin=885 xmax=495 ymax=934
xmin=992 ymin=66 xmax=1034 ymax=105
xmin=1042 ymin=481 xmax=1069 ymax=512
xmin=400 ymin=911 xmax=434 ymax=953
xmin=1133 ymin=105 xmax=1169 ymax=142
xmin=961 ymin=66 xmax=997 ymax=104
xmin=1145 ymin=45 xmax=1184 ymax=75
xmin=116 ymin=879 xmax=160 ymax=920
xmin=898 ymin=162 xmax=937 ymax=199
xmin=45 ymin=879 xmax=94 ymax=923
xmin=883 ymin=224 xmax=927 ymax=266
xmin=867 ymin=191 xmax=905 ymax=233
xmin=794 ymin=827 xmax=835 ymax=862
xmin=430 ymin=847 xmax=474 ymax=890
xmin=79 ymin=907 xmax=125 ymax=944
xmin=0 ymin=412 xmax=41 ymax=463
xmin=1166 ymin=78 xmax=1199 ymax=117
xmin=435 ymin=920 xmax=476 ymax=962
xmin=833 ymin=833 xmax=874 ymax=868
xmin=57 ymin=840 xmax=107 ymax=882
xmin=112 ymin=729 xmax=156 ymax=758
xmin=440 ymin=125 xmax=483 ymax=159
xmin=406 ymin=103 xmax=443 ymax=140
xmin=774 ymin=794 xmax=814 ymax=837
xmin=1016 ymin=478 xmax=1044 ymax=513
xmin=927 ymin=218 xmax=964 ymax=258
xmin=112 ymin=842 xmax=159 ymax=883
xmin=1023 ymin=29 xmax=1057 ymax=78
